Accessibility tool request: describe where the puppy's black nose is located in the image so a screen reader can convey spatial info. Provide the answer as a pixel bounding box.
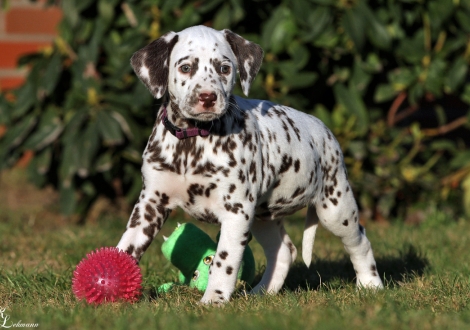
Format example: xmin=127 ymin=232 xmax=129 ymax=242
xmin=199 ymin=93 xmax=217 ymax=108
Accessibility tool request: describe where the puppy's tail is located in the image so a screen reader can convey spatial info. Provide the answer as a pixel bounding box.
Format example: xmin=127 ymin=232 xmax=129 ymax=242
xmin=302 ymin=206 xmax=319 ymax=268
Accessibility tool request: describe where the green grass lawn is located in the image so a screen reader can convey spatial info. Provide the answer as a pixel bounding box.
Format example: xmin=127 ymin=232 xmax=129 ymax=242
xmin=1 ymin=182 xmax=469 ymax=329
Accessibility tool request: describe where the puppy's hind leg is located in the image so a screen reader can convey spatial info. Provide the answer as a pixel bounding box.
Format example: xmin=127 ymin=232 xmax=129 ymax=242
xmin=302 ymin=206 xmax=320 ymax=268
xmin=250 ymin=219 xmax=296 ymax=295
xmin=315 ymin=181 xmax=384 ymax=289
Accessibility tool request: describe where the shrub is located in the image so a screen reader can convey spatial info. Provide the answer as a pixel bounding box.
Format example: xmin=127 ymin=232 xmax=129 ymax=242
xmin=0 ymin=0 xmax=469 ymax=220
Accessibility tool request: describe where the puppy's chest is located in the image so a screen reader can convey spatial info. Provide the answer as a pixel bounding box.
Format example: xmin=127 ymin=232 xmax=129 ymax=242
xmin=145 ymin=133 xmax=242 ymax=176
xmin=142 ymin=130 xmax=255 ymax=217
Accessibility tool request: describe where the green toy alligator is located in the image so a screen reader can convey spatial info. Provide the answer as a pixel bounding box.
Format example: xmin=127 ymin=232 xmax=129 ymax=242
xmin=158 ymin=223 xmax=255 ymax=293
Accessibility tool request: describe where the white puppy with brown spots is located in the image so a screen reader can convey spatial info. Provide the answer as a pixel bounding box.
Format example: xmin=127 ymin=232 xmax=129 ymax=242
xmin=117 ymin=25 xmax=383 ymax=304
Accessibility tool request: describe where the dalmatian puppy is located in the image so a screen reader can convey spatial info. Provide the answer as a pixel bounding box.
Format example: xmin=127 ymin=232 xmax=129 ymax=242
xmin=117 ymin=25 xmax=383 ymax=304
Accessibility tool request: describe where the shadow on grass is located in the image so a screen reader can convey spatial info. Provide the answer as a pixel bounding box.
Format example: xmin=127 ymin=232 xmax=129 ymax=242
xmin=255 ymin=244 xmax=429 ymax=292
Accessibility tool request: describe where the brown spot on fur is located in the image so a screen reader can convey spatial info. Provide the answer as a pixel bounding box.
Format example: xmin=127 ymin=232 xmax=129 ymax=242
xmin=294 ymin=159 xmax=300 ymax=172
xmin=219 ymin=251 xmax=228 ymax=259
xmin=229 ymin=184 xmax=236 ymax=193
xmin=144 ymin=203 xmax=156 ymax=221
xmin=187 ymin=183 xmax=204 ymax=204
xmin=279 ymin=155 xmax=293 ymax=173
xmin=130 ymin=207 xmax=140 ymax=227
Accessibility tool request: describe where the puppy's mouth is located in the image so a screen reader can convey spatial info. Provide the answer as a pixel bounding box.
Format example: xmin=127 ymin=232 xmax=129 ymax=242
xmin=190 ymin=111 xmax=224 ymax=121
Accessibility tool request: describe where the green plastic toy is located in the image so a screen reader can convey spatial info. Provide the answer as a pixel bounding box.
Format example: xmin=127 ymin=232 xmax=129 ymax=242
xmin=158 ymin=223 xmax=255 ymax=293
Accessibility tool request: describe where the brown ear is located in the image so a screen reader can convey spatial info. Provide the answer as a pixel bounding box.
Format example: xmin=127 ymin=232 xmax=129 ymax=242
xmin=223 ymin=30 xmax=264 ymax=96
xmin=130 ymin=32 xmax=179 ymax=99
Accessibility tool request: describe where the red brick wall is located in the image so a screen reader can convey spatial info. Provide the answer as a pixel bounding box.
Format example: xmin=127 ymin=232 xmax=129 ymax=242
xmin=0 ymin=0 xmax=62 ymax=91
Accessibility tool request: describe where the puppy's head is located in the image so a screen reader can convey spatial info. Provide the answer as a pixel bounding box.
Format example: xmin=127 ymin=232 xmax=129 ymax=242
xmin=131 ymin=26 xmax=263 ymax=121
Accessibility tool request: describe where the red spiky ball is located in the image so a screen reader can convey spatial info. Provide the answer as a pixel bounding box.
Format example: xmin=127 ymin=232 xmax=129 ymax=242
xmin=72 ymin=247 xmax=142 ymax=304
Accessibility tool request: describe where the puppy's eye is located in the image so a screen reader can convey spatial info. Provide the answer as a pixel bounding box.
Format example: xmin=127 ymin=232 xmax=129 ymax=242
xmin=220 ymin=65 xmax=231 ymax=74
xmin=203 ymin=255 xmax=214 ymax=265
xmin=180 ymin=64 xmax=191 ymax=73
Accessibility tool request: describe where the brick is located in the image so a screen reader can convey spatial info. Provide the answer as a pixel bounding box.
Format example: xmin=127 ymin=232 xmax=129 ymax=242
xmin=0 ymin=76 xmax=25 ymax=90
xmin=5 ymin=6 xmax=62 ymax=35
xmin=0 ymin=41 xmax=51 ymax=68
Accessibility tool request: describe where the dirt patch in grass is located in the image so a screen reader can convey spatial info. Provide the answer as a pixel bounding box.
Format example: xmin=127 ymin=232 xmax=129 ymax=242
xmin=0 ymin=168 xmax=68 ymax=230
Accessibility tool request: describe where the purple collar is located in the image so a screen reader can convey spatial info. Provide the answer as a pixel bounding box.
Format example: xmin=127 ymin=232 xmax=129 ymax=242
xmin=161 ymin=107 xmax=211 ymax=140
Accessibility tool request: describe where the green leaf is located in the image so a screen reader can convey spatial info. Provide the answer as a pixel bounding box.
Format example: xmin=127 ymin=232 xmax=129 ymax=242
xmin=374 ymin=84 xmax=397 ymax=103
xmin=389 ymin=67 xmax=417 ymax=91
xmin=302 ymin=6 xmax=332 ymax=42
xmin=462 ymin=83 xmax=470 ymax=104
xmin=77 ymin=121 xmax=99 ymax=178
xmin=309 ymin=0 xmax=335 ymax=4
xmin=0 ymin=97 xmax=12 ymax=124
xmin=62 ymin=0 xmax=80 ymax=27
xmin=312 ymin=104 xmax=332 ymax=130
xmin=0 ymin=114 xmax=37 ymax=151
xmin=361 ymin=53 xmax=383 ymax=73
xmin=97 ymin=110 xmax=124 ymax=146
xmin=287 ymin=43 xmax=310 ymax=70
xmin=342 ymin=6 xmax=366 ymax=50
xmin=98 ymin=0 xmax=115 ymax=27
xmin=213 ymin=1 xmax=245 ymax=30
xmin=198 ymin=0 xmax=224 ymax=13
xmin=444 ymin=57 xmax=467 ymax=93
xmin=213 ymin=4 xmax=231 ymax=30
xmin=109 ymin=108 xmax=138 ymax=141
xmin=60 ymin=183 xmax=77 ymax=215
xmin=456 ymin=9 xmax=470 ymax=33
xmin=282 ymin=72 xmax=318 ymax=89
xmin=35 ymin=146 xmax=53 ymax=175
xmin=23 ymin=107 xmax=63 ymax=151
xmin=428 ymin=0 xmax=456 ymax=33
xmin=408 ymin=83 xmax=424 ymax=105
xmin=59 ymin=141 xmax=80 ymax=184
xmin=313 ymin=25 xmax=339 ymax=48
xmin=26 ymin=145 xmax=53 ymax=186
xmin=333 ymin=83 xmax=369 ymax=136
xmin=41 ymin=53 xmax=63 ymax=96
xmin=396 ymin=30 xmax=426 ymax=64
xmin=362 ymin=3 xmax=391 ymax=50
xmin=76 ymin=19 xmax=94 ymax=43
xmin=350 ymin=60 xmax=371 ymax=95
xmin=86 ymin=19 xmax=107 ymax=64
xmin=75 ymin=0 xmax=96 ymax=12
xmin=262 ymin=6 xmax=297 ymax=54
xmin=95 ymin=151 xmax=113 ymax=172
xmin=430 ymin=139 xmax=456 ymax=152
xmin=12 ymin=80 xmax=36 ymax=118
xmin=424 ymin=59 xmax=446 ymax=96
xmin=173 ymin=4 xmax=202 ymax=31
xmin=348 ymin=141 xmax=367 ymax=160
xmin=450 ymin=150 xmax=470 ymax=169
xmin=62 ymin=109 xmax=89 ymax=143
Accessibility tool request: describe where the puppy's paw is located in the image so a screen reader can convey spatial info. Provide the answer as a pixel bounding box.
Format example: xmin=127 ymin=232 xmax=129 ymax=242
xmin=199 ymin=290 xmax=229 ymax=306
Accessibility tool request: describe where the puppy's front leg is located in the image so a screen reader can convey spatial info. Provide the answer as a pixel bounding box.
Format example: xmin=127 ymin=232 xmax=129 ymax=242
xmin=117 ymin=186 xmax=172 ymax=261
xmin=200 ymin=214 xmax=253 ymax=304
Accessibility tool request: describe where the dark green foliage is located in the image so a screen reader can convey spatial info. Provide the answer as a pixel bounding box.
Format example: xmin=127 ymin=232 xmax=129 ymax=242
xmin=0 ymin=0 xmax=469 ymax=219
